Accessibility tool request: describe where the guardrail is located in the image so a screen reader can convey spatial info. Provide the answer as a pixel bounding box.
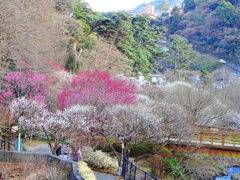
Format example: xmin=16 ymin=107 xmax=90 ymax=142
xmin=195 ymin=126 xmax=240 ymax=149
xmin=165 ymin=126 xmax=240 ymax=150
xmin=121 ymin=153 xmax=159 ymax=180
xmin=0 ymin=139 xmax=15 ymax=151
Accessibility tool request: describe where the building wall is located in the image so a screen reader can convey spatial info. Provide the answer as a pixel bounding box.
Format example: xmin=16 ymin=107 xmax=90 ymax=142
xmin=145 ymin=5 xmax=154 ymax=15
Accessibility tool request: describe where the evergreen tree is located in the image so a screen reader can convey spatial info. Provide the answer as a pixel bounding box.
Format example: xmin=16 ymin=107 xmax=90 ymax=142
xmin=167 ymin=35 xmax=197 ymax=70
xmin=131 ymin=15 xmax=167 ymax=78
xmin=169 ymin=7 xmax=181 ymax=33
xmin=183 ymin=0 xmax=196 ymax=13
xmin=215 ymin=1 xmax=237 ymax=27
xmin=158 ymin=0 xmax=170 ymax=13
xmin=200 ymin=70 xmax=212 ymax=87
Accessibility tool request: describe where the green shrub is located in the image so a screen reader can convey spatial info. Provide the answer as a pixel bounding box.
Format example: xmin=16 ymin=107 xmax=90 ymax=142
xmin=97 ymin=140 xmax=122 ymax=153
xmin=129 ymin=145 xmax=149 ymax=156
xmin=164 ymin=157 xmax=183 ymax=178
xmin=129 ymin=142 xmax=154 ymax=156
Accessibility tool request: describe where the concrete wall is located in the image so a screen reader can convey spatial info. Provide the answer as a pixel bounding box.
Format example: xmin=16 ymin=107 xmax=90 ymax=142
xmin=0 ymin=150 xmax=83 ymax=180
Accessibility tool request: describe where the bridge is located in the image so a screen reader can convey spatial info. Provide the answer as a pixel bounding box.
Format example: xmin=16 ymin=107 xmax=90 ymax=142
xmin=167 ymin=125 xmax=240 ymax=158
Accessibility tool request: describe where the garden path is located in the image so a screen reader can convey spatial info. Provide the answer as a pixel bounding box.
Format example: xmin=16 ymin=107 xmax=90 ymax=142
xmin=25 ymin=142 xmax=119 ymax=180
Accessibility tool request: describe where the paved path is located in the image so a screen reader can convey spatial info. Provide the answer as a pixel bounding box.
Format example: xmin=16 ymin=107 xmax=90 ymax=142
xmin=25 ymin=142 xmax=52 ymax=153
xmin=25 ymin=142 xmax=119 ymax=180
xmin=94 ymin=171 xmax=118 ymax=180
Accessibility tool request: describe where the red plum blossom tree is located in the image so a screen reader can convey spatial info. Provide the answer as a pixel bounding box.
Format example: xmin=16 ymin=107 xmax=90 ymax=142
xmin=57 ymin=71 xmax=137 ymax=109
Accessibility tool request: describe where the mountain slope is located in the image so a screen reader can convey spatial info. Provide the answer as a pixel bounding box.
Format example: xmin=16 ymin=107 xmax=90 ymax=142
xmin=165 ymin=0 xmax=240 ymax=64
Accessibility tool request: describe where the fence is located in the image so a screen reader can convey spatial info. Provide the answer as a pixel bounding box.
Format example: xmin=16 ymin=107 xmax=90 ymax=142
xmin=121 ymin=154 xmax=159 ymax=180
xmin=0 ymin=139 xmax=14 ymax=151
xmin=195 ymin=126 xmax=240 ymax=149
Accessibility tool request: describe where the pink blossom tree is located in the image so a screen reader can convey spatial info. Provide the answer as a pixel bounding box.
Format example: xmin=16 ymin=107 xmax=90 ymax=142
xmin=0 ymin=72 xmax=50 ymax=106
xmin=57 ymin=71 xmax=137 ymax=109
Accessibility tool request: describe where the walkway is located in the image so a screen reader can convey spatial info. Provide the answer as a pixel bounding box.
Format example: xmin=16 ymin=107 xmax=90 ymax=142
xmin=25 ymin=142 xmax=52 ymax=153
xmin=24 ymin=142 xmax=118 ymax=180
xmin=94 ymin=171 xmax=118 ymax=180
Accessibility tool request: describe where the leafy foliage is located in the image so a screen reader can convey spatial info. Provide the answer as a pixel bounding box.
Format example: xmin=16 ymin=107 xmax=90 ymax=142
xmin=164 ymin=157 xmax=183 ymax=178
xmin=132 ymin=15 xmax=167 ymax=76
xmin=169 ymin=7 xmax=182 ymax=34
xmin=161 ymin=0 xmax=240 ymax=63
xmin=158 ymin=0 xmax=170 ymax=12
xmin=183 ymin=0 xmax=196 ymax=13
xmin=215 ymin=1 xmax=238 ymax=27
xmin=190 ymin=55 xmax=221 ymax=72
xmin=165 ymin=35 xmax=197 ymax=70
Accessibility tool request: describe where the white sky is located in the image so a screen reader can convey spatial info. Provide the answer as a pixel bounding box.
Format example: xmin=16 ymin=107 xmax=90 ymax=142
xmin=84 ymin=0 xmax=151 ymax=12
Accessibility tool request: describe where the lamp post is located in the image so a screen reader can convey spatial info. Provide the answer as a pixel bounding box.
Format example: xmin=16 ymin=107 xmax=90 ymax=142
xmin=17 ymin=118 xmax=21 ymax=151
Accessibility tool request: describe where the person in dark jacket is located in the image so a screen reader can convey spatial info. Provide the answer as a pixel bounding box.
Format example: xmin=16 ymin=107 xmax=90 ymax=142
xmin=56 ymin=144 xmax=62 ymax=156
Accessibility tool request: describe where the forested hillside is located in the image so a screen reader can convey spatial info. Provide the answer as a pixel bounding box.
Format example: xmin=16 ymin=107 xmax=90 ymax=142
xmin=0 ymin=0 xmax=173 ymax=80
xmin=0 ymin=0 xmax=134 ymax=77
xmin=154 ymin=0 xmax=240 ymax=64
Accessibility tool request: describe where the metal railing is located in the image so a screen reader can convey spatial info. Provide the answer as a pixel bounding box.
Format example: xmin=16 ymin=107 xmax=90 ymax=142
xmin=0 ymin=139 xmax=14 ymax=151
xmin=121 ymin=153 xmax=160 ymax=180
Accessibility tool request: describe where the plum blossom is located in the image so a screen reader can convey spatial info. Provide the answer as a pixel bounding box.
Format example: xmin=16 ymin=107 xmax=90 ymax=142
xmin=0 ymin=72 xmax=50 ymax=106
xmin=10 ymin=97 xmax=96 ymax=145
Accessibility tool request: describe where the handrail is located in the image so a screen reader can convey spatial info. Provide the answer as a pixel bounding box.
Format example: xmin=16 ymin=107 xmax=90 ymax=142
xmin=0 ymin=139 xmax=15 ymax=151
xmin=196 ymin=125 xmax=240 ymax=133
xmin=166 ymin=126 xmax=240 ymax=150
xmin=121 ymin=153 xmax=160 ymax=180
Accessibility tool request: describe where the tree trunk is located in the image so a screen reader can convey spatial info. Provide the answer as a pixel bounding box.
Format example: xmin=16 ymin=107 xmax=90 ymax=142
xmin=41 ymin=126 xmax=54 ymax=154
xmin=103 ymin=135 xmax=121 ymax=166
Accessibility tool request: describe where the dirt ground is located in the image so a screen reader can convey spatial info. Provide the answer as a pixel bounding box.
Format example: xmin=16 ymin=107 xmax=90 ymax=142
xmin=0 ymin=162 xmax=67 ymax=180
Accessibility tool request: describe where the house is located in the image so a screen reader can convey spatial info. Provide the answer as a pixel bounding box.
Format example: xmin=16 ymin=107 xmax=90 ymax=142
xmin=138 ymin=73 xmax=166 ymax=86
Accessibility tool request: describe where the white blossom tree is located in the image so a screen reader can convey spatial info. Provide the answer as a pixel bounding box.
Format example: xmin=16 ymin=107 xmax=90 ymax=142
xmin=162 ymin=82 xmax=228 ymax=125
xmin=98 ymin=93 xmax=195 ymax=164
xmin=10 ymin=97 xmax=95 ymax=154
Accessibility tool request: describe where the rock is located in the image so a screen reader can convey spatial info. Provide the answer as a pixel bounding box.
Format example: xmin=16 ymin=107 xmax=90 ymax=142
xmin=231 ymin=173 xmax=240 ymax=180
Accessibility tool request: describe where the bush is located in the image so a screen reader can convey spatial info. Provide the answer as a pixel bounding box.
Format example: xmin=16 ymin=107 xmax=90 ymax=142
xmin=149 ymin=148 xmax=172 ymax=177
xmin=78 ymin=161 xmax=96 ymax=180
xmin=164 ymin=157 xmax=183 ymax=178
xmin=129 ymin=141 xmax=154 ymax=157
xmin=129 ymin=145 xmax=150 ymax=157
xmin=82 ymin=147 xmax=118 ymax=171
xmin=97 ymin=140 xmax=123 ymax=153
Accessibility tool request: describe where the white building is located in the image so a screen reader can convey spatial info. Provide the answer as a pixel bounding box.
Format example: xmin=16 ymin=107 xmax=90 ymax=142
xmin=138 ymin=74 xmax=167 ymax=86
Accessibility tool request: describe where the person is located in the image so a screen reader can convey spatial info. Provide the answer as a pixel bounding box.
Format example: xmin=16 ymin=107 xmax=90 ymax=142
xmin=63 ymin=143 xmax=72 ymax=159
xmin=73 ymin=146 xmax=82 ymax=161
xmin=56 ymin=144 xmax=62 ymax=156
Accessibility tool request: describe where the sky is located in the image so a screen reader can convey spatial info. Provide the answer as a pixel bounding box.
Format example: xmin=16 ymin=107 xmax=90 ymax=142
xmin=84 ymin=0 xmax=151 ymax=12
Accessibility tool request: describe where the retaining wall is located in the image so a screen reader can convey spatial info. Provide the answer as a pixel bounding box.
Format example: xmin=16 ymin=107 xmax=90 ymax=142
xmin=0 ymin=150 xmax=83 ymax=180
